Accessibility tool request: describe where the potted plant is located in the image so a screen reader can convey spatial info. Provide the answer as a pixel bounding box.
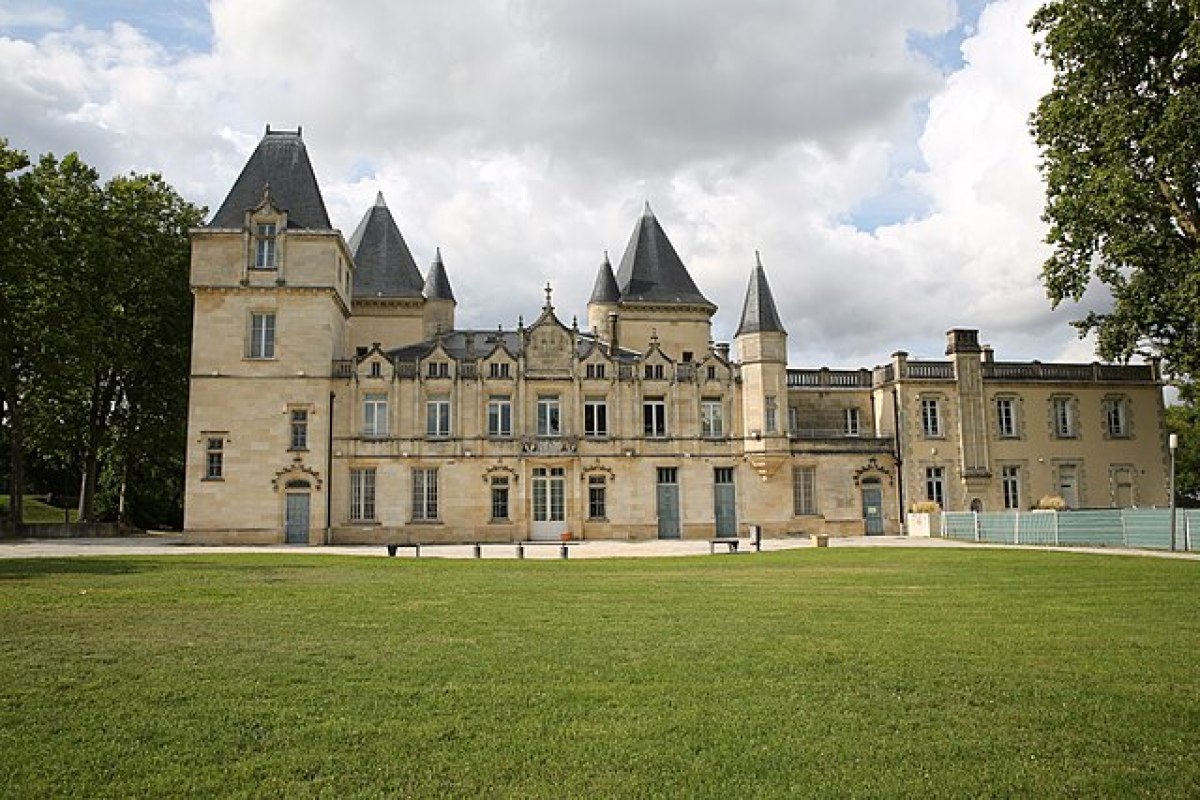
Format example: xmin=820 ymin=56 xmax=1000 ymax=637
xmin=906 ymin=500 xmax=942 ymax=537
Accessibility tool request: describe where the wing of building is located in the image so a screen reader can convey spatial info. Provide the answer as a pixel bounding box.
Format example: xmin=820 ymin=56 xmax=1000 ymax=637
xmin=184 ymin=128 xmax=1171 ymax=544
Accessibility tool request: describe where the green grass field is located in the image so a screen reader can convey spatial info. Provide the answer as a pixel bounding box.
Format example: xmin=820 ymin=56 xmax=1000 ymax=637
xmin=0 ymin=549 xmax=1197 ymax=798
xmin=0 ymin=494 xmax=78 ymax=523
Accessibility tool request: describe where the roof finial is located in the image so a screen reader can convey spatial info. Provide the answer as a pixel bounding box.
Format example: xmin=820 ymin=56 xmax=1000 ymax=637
xmin=374 ymin=191 xmax=386 ymax=207
xmin=603 ymin=249 xmax=610 ymax=264
xmin=755 ymin=249 xmax=763 ymax=268
xmin=544 ymin=281 xmax=553 ymax=309
xmin=643 ymin=200 xmax=653 ymax=216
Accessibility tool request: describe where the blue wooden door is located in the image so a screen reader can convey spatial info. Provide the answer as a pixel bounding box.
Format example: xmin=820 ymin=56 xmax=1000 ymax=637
xmin=285 ymin=493 xmax=310 ymax=544
xmin=657 ymin=467 xmax=680 ymax=539
xmin=862 ymin=482 xmax=883 ymax=535
xmin=714 ymin=468 xmax=736 ymax=537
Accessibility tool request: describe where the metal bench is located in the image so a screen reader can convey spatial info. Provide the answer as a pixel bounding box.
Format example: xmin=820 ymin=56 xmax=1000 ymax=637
xmin=517 ymin=541 xmax=578 ymax=559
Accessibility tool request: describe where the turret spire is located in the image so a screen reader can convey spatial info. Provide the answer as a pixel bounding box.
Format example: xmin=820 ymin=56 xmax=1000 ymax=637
xmin=735 ymin=253 xmax=786 ymax=337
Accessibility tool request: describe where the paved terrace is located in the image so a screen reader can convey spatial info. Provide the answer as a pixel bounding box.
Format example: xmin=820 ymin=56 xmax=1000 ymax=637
xmin=0 ymin=535 xmax=1196 ymax=560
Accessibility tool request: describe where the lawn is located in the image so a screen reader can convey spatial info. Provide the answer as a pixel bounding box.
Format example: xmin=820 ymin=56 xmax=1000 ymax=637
xmin=0 ymin=549 xmax=1197 ymax=798
xmin=0 ymin=494 xmax=77 ymax=524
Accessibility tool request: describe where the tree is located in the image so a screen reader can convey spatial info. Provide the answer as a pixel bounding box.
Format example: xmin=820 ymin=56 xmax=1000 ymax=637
xmin=1166 ymin=381 xmax=1200 ymax=505
xmin=1030 ymin=0 xmax=1200 ymax=381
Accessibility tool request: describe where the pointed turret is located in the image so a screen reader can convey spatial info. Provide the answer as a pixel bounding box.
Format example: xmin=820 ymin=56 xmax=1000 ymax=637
xmin=347 ymin=192 xmax=425 ymax=298
xmin=210 ymin=126 xmax=332 ymax=229
xmin=614 ymin=203 xmax=713 ymax=308
xmin=422 ymin=248 xmax=456 ymax=338
xmin=423 ymin=248 xmax=456 ymax=302
xmin=735 ymin=252 xmax=786 ymax=337
xmin=589 ymin=252 xmax=620 ymax=304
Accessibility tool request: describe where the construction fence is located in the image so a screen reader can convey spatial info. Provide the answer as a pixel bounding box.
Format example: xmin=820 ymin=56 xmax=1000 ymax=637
xmin=940 ymin=508 xmax=1199 ymax=551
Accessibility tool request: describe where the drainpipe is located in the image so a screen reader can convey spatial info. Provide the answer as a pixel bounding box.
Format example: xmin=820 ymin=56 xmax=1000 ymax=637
xmin=892 ymin=388 xmax=905 ymax=532
xmin=326 ymin=391 xmax=335 ymax=545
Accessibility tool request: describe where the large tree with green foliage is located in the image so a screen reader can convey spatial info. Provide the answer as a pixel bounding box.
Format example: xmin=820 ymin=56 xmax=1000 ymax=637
xmin=1030 ymin=0 xmax=1200 ymax=381
xmin=0 ymin=143 xmax=202 ymax=529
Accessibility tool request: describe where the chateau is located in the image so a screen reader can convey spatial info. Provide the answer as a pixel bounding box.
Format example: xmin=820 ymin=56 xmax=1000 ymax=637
xmin=183 ymin=128 xmax=1171 ymax=544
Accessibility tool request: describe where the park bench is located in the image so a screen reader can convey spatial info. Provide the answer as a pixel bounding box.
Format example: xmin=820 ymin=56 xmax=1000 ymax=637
xmin=709 ymin=537 xmax=742 ymax=554
xmin=385 ymin=543 xmax=422 ymax=557
xmin=517 ymin=540 xmax=578 ymax=559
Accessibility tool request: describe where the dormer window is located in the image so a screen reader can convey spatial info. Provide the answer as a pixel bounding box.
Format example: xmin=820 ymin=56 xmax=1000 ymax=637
xmin=489 ymin=362 xmax=510 ymax=379
xmin=255 ymin=223 xmax=277 ymax=268
xmin=644 ymin=364 xmax=664 ymax=380
xmin=427 ymin=362 xmax=449 ymax=379
xmin=370 ymin=361 xmax=382 ymax=378
xmin=586 ymin=363 xmax=606 ymax=379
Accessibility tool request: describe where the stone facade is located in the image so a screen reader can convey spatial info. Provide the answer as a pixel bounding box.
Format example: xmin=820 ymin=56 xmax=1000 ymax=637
xmin=183 ymin=129 xmax=1171 ymax=544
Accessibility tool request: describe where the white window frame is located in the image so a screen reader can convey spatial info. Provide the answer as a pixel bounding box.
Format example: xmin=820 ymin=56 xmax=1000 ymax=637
xmin=587 ymin=475 xmax=606 ymax=520
xmin=644 ymin=397 xmax=667 ymax=438
xmin=925 ymin=466 xmax=945 ymax=508
xmin=584 ymin=397 xmax=608 ymax=438
xmin=289 ymin=409 xmax=308 ymax=450
xmin=204 ymin=437 xmax=224 ymax=480
xmin=412 ymin=467 xmax=439 ymax=521
xmin=350 ymin=467 xmax=376 ymax=521
xmin=487 ymin=395 xmax=512 ymax=438
xmin=844 ymin=407 xmax=860 ymax=437
xmin=1052 ymin=397 xmax=1075 ymax=438
xmin=996 ymin=397 xmax=1017 ymax=438
xmin=701 ymin=399 xmax=723 ymax=439
xmin=1001 ymin=465 xmax=1020 ymax=510
xmin=248 ymin=312 xmax=276 ymax=359
xmin=765 ymin=395 xmax=778 ymax=434
xmin=1104 ymin=397 xmax=1129 ymax=437
xmin=254 ymin=222 xmax=277 ymax=268
xmin=921 ymin=398 xmax=942 ymax=437
xmin=793 ymin=466 xmax=817 ymax=516
xmin=362 ymin=393 xmax=388 ymax=438
xmin=537 ymin=395 xmax=561 ymax=437
xmin=490 ymin=476 xmax=509 ymax=521
xmin=426 ymin=397 xmax=451 ymax=438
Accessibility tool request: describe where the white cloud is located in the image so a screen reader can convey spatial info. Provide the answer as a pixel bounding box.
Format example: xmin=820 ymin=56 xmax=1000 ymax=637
xmin=0 ymin=0 xmax=1108 ymax=370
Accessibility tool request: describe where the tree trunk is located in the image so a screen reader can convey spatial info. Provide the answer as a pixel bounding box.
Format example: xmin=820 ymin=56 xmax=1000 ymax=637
xmin=3 ymin=374 xmax=26 ymax=536
xmin=76 ymin=371 xmax=113 ymax=523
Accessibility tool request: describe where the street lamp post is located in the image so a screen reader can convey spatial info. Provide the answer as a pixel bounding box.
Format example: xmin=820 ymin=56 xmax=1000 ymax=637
xmin=1168 ymin=433 xmax=1178 ymax=552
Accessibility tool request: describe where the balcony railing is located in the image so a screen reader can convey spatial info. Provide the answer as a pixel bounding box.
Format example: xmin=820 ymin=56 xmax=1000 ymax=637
xmin=787 ymin=368 xmax=873 ymax=388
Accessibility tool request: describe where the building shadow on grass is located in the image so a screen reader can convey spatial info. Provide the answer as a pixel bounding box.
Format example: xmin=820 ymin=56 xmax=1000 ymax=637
xmin=0 ymin=558 xmax=163 ymax=581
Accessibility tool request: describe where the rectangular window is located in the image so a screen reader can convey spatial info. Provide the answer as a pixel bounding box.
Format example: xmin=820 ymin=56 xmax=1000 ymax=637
xmin=584 ymin=397 xmax=608 ymax=438
xmin=1105 ymin=398 xmax=1128 ymax=437
xmin=205 ymin=437 xmax=224 ymax=480
xmin=921 ymin=398 xmax=942 ymax=437
xmin=656 ymin=467 xmax=677 ymax=484
xmin=644 ymin=397 xmax=667 ymax=438
xmin=1053 ymin=397 xmax=1074 ymax=438
xmin=426 ymin=397 xmax=451 ymax=438
xmin=925 ymin=466 xmax=945 ymax=508
xmin=491 ymin=476 xmax=509 ymax=521
xmin=765 ymin=396 xmax=778 ymax=434
xmin=489 ymin=362 xmax=510 ymax=379
xmin=487 ymin=395 xmax=512 ymax=437
xmin=714 ymin=467 xmax=734 ymax=484
xmin=585 ymin=363 xmax=606 ymax=379
xmin=1002 ymin=465 xmax=1020 ymax=510
xmin=706 ymin=365 xmax=717 ymax=381
xmin=844 ymin=407 xmax=861 ymax=437
xmin=793 ymin=466 xmax=817 ymax=516
xmin=588 ymin=475 xmax=606 ymax=520
xmin=369 ymin=361 xmax=383 ymax=378
xmin=537 ymin=395 xmax=561 ymax=437
xmin=248 ymin=312 xmax=276 ymax=359
xmin=701 ymin=399 xmax=723 ymax=438
xmin=350 ymin=468 xmax=376 ymax=521
xmin=788 ymin=406 xmax=800 ymax=435
xmin=426 ymin=362 xmax=449 ymax=378
xmin=289 ymin=409 xmax=308 ymax=450
xmin=644 ymin=364 xmax=664 ymax=380
xmin=254 ymin=223 xmax=276 ymax=268
xmin=996 ymin=398 xmax=1017 ymax=438
xmin=363 ymin=393 xmax=388 ymax=437
xmin=412 ymin=467 xmax=438 ymax=521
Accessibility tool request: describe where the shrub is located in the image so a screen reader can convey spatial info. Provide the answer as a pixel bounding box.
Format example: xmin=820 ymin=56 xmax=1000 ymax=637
xmin=909 ymin=500 xmax=942 ymax=513
xmin=1035 ymin=494 xmax=1068 ymax=511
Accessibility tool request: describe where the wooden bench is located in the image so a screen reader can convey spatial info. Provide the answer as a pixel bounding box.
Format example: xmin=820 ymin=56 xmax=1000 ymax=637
xmin=385 ymin=543 xmax=422 ymax=557
xmin=517 ymin=541 xmax=579 ymax=559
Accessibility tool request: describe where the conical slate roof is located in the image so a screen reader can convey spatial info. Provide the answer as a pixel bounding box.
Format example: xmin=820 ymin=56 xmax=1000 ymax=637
xmin=735 ymin=253 xmax=786 ymax=337
xmin=348 ymin=192 xmax=425 ymax=298
xmin=614 ymin=203 xmax=713 ymax=308
xmin=423 ymin=248 xmax=456 ymax=303
xmin=210 ymin=127 xmax=332 ymax=230
xmin=588 ymin=252 xmax=620 ymax=304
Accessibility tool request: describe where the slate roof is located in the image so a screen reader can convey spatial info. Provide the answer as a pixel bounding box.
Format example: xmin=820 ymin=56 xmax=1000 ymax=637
xmin=614 ymin=203 xmax=713 ymax=308
xmin=423 ymin=248 xmax=456 ymax=302
xmin=588 ymin=253 xmax=620 ymax=304
xmin=388 ymin=330 xmax=640 ymax=363
xmin=735 ymin=253 xmax=786 ymax=337
xmin=348 ymin=192 xmax=425 ymax=298
xmin=210 ymin=127 xmax=332 ymax=230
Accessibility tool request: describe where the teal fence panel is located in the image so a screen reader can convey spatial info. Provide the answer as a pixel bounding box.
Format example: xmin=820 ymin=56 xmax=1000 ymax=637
xmin=1186 ymin=510 xmax=1200 ymax=551
xmin=978 ymin=512 xmax=1016 ymax=544
xmin=1057 ymin=510 xmax=1124 ymax=547
xmin=1015 ymin=511 xmax=1058 ymax=545
xmin=941 ymin=512 xmax=976 ymax=541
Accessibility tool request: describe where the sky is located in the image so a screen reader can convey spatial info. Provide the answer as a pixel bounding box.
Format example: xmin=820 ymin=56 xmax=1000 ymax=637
xmin=0 ymin=0 xmax=1114 ymax=370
